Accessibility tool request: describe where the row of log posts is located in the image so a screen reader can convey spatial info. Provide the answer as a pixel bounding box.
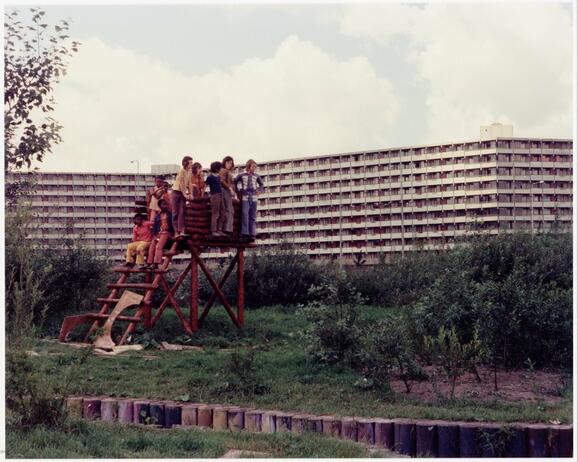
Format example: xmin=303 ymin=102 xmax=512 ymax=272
xmin=67 ymin=396 xmax=574 ymax=457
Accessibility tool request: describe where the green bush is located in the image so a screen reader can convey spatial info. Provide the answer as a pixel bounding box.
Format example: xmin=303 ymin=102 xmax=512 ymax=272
xmin=6 ymin=347 xmax=90 ymax=430
xmin=209 ymin=350 xmax=270 ymax=398
xmin=347 ymin=248 xmax=450 ymax=308
xmin=5 ymin=204 xmax=110 ymax=337
xmin=360 ymin=316 xmax=425 ymax=395
xmin=407 ymin=232 xmax=572 ymax=370
xmin=300 ymin=281 xmax=366 ymax=366
xmin=243 ymin=246 xmax=325 ymax=308
xmin=423 ymin=326 xmax=483 ymax=400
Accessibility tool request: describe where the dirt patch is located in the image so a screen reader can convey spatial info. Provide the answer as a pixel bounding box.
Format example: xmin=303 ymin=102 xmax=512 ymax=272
xmin=390 ymin=366 xmax=567 ymax=404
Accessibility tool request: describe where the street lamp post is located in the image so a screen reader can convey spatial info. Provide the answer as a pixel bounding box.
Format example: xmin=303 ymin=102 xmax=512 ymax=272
xmin=130 ymin=159 xmax=140 ymax=174
xmin=530 ymin=180 xmax=544 ymax=234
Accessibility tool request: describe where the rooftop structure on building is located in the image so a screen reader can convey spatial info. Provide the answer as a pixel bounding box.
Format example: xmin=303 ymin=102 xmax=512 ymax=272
xmin=151 ymin=164 xmax=180 ymax=175
xmin=480 ymin=123 xmax=514 ymax=140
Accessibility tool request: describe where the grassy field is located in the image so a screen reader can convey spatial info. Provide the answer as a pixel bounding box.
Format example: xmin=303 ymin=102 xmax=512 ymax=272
xmin=29 ymin=305 xmax=572 ymax=424
xmin=6 ymin=419 xmax=388 ymax=458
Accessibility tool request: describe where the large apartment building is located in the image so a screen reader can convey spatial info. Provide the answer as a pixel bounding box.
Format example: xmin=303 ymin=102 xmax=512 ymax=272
xmin=8 ymin=132 xmax=573 ymax=264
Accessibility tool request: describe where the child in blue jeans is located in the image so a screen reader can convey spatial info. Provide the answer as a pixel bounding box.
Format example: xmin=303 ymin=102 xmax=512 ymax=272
xmin=234 ymin=159 xmax=264 ymax=241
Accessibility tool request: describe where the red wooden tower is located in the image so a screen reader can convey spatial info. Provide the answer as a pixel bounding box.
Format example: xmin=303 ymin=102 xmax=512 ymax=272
xmin=59 ymin=197 xmax=256 ymax=349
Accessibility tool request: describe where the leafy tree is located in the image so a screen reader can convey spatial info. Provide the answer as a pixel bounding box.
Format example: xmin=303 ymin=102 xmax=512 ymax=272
xmin=4 ymin=8 xmax=80 ymax=172
xmin=423 ymin=326 xmax=483 ymax=400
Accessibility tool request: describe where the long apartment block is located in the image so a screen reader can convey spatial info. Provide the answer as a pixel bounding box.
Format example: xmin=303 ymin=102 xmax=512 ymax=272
xmin=7 ymin=136 xmax=573 ymax=264
xmin=252 ymin=137 xmax=572 ymax=262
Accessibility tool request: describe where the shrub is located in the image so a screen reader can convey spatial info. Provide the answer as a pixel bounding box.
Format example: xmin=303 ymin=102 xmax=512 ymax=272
xmin=6 ymin=347 xmax=90 ymax=430
xmin=211 ymin=350 xmax=270 ymax=397
xmin=5 ymin=203 xmax=110 ymax=337
xmin=347 ymin=248 xmax=450 ymax=308
xmin=407 ymin=231 xmax=572 ymax=370
xmin=423 ymin=326 xmax=483 ymax=400
xmin=5 ymin=205 xmax=50 ymax=341
xmin=300 ymin=281 xmax=366 ymax=366
xmin=361 ymin=316 xmax=425 ymax=394
xmin=243 ymin=245 xmax=325 ymax=308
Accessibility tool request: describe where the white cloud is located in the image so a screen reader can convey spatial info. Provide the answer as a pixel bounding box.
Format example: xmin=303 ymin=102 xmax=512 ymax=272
xmin=40 ymin=35 xmax=399 ymax=173
xmin=338 ymin=3 xmax=573 ymax=143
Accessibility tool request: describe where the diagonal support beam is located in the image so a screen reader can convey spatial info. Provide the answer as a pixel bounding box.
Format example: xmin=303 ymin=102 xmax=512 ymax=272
xmin=151 ymin=262 xmax=191 ymax=326
xmin=158 ymin=276 xmax=193 ymax=335
xmin=199 ymin=253 xmax=239 ymax=325
xmin=190 ymin=248 xmax=241 ymax=328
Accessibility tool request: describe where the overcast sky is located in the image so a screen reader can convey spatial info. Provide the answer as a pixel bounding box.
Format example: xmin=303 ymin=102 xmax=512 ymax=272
xmin=12 ymin=2 xmax=575 ymax=173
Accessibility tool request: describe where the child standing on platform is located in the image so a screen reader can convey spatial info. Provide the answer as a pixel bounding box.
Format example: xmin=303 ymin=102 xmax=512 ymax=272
xmin=125 ymin=213 xmax=153 ymax=267
xmin=220 ymin=156 xmax=236 ymax=235
xmin=147 ymin=175 xmax=165 ymax=221
xmin=190 ymin=162 xmax=206 ymax=198
xmin=142 ymin=199 xmax=174 ymax=270
xmin=206 ymin=161 xmax=226 ymax=237
xmin=234 ymin=159 xmax=264 ymax=241
xmin=171 ymin=155 xmax=193 ymax=239
xmin=161 ymin=181 xmax=172 ymax=210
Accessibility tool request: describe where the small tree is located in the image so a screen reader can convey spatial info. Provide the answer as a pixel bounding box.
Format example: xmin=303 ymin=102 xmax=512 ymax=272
xmin=4 ymin=8 xmax=80 ymax=172
xmin=423 ymin=326 xmax=482 ymax=400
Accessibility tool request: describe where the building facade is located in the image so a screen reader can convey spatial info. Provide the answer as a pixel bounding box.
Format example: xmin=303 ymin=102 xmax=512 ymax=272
xmin=8 ymin=136 xmax=573 ymax=264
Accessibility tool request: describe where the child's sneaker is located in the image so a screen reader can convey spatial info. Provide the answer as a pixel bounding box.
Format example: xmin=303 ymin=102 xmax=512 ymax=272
xmin=124 ymin=261 xmax=135 ymax=267
xmin=139 ymin=264 xmax=150 ymax=270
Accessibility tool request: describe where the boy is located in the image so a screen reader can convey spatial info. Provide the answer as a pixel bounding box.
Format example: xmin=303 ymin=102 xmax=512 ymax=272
xmin=125 ymin=213 xmax=152 ymax=267
xmin=146 ymin=175 xmax=165 ymax=221
xmin=220 ymin=156 xmax=236 ymax=235
xmin=142 ymin=199 xmax=174 ymax=270
xmin=205 ymin=161 xmax=226 ymax=237
xmin=171 ymin=155 xmax=193 ymax=239
xmin=234 ymin=159 xmax=264 ymax=241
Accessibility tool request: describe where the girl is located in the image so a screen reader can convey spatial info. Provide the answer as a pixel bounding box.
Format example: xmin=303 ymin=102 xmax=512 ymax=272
xmin=190 ymin=162 xmax=206 ymax=198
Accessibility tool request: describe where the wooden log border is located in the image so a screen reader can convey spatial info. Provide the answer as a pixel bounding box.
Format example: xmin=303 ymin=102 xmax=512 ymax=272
xmin=66 ymin=396 xmax=574 ymax=458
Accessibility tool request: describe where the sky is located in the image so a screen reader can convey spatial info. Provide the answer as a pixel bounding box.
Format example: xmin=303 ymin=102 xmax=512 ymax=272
xmin=8 ymin=2 xmax=575 ymax=173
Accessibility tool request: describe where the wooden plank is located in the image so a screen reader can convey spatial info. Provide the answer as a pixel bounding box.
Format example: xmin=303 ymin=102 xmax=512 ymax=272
xmin=191 ymin=258 xmax=199 ymax=331
xmin=107 ymin=283 xmax=157 ymax=290
xmin=86 ymin=313 xmax=141 ymax=322
xmin=113 ymin=268 xmax=168 ymax=274
xmin=237 ymin=248 xmax=245 ymax=326
xmin=83 ymin=272 xmax=128 ymax=342
xmin=93 ymin=291 xmax=143 ymax=351
xmin=118 ymin=306 xmax=144 ymax=345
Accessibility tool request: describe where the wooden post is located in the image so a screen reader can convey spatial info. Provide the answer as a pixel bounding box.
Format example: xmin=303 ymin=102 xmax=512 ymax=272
xmin=143 ymin=272 xmax=152 ymax=330
xmin=237 ymin=248 xmax=245 ymax=327
xmin=190 ymin=252 xmax=199 ymax=332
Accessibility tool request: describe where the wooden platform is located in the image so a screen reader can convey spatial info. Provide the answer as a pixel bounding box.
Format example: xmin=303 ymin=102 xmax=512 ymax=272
xmin=59 ymin=195 xmax=260 ymax=348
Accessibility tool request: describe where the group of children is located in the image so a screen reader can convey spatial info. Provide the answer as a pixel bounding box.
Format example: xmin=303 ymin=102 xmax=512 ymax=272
xmin=125 ymin=155 xmax=264 ymax=270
